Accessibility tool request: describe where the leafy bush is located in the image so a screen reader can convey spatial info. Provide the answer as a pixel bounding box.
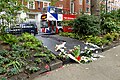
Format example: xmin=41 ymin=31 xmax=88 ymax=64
xmin=86 ymin=35 xmax=103 ymax=46
xmin=59 ymin=32 xmax=80 ymax=39
xmin=0 ymin=50 xmax=9 ymax=57
xmin=19 ymin=33 xmax=42 ymax=49
xmin=101 ymin=38 xmax=110 ymax=46
xmin=7 ymin=68 xmax=19 ymax=76
xmin=0 ymin=34 xmax=19 ymax=44
xmin=72 ymin=15 xmax=100 ymax=36
xmin=103 ymin=33 xmax=114 ymax=42
xmin=111 ymin=32 xmax=120 ymax=41
xmin=34 ymin=52 xmax=47 ymax=57
xmin=101 ymin=17 xmax=118 ymax=33
xmin=100 ymin=9 xmax=120 ymax=34
xmin=18 ymin=33 xmax=42 ymax=45
xmin=34 ymin=58 xmax=41 ymax=64
xmin=0 ymin=67 xmax=7 ymax=74
xmin=48 ymin=54 xmax=56 ymax=60
xmin=0 ymin=77 xmax=7 ymax=80
xmin=26 ymin=66 xmax=40 ymax=74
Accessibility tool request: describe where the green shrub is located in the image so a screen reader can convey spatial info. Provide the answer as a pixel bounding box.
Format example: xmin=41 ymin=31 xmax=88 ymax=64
xmin=101 ymin=17 xmax=118 ymax=33
xmin=1 ymin=34 xmax=18 ymax=44
xmin=59 ymin=32 xmax=80 ymax=40
xmin=86 ymin=35 xmax=102 ymax=46
xmin=100 ymin=9 xmax=120 ymax=34
xmin=7 ymin=68 xmax=19 ymax=76
xmin=0 ymin=77 xmax=7 ymax=80
xmin=0 ymin=67 xmax=7 ymax=74
xmin=48 ymin=54 xmax=56 ymax=60
xmin=25 ymin=66 xmax=40 ymax=74
xmin=72 ymin=15 xmax=100 ymax=36
xmin=18 ymin=33 xmax=42 ymax=47
xmin=34 ymin=58 xmax=41 ymax=64
xmin=101 ymin=38 xmax=110 ymax=46
xmin=111 ymin=32 xmax=120 ymax=41
xmin=103 ymin=33 xmax=114 ymax=42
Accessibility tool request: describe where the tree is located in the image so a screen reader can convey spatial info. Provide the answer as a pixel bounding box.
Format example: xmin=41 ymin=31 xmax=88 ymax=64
xmin=91 ymin=0 xmax=100 ymax=16
xmin=100 ymin=9 xmax=120 ymax=33
xmin=0 ymin=0 xmax=28 ymax=34
xmin=50 ymin=0 xmax=59 ymax=6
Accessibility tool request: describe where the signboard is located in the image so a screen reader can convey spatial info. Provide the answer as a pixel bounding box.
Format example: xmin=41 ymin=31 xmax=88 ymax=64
xmin=63 ymin=14 xmax=76 ymax=20
xmin=41 ymin=14 xmax=47 ymax=20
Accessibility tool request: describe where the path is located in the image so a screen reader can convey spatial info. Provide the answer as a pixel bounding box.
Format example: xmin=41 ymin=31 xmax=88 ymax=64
xmin=33 ymin=45 xmax=120 ymax=80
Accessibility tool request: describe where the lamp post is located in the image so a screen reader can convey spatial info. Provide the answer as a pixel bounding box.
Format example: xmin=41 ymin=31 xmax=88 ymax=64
xmin=106 ymin=0 xmax=108 ymax=13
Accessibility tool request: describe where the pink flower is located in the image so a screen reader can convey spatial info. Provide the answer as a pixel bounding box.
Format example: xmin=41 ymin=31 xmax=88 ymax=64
xmin=45 ymin=64 xmax=49 ymax=70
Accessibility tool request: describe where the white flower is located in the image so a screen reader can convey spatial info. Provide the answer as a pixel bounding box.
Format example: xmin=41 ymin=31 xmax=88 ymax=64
xmin=59 ymin=49 xmax=65 ymax=52
xmin=81 ymin=56 xmax=92 ymax=62
xmin=89 ymin=48 xmax=95 ymax=51
xmin=84 ymin=46 xmax=88 ymax=49
xmin=55 ymin=42 xmax=66 ymax=52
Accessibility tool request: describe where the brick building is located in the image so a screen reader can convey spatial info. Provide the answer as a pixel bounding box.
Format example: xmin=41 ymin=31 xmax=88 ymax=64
xmin=55 ymin=0 xmax=91 ymax=15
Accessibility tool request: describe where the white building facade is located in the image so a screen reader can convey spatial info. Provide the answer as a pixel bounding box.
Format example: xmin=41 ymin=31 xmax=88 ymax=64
xmin=17 ymin=0 xmax=51 ymax=30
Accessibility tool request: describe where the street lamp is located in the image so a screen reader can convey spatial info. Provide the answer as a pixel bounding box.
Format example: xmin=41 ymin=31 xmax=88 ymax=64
xmin=106 ymin=0 xmax=108 ymax=13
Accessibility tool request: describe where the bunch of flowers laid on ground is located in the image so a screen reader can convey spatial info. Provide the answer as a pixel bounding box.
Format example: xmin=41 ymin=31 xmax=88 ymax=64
xmin=55 ymin=42 xmax=104 ymax=64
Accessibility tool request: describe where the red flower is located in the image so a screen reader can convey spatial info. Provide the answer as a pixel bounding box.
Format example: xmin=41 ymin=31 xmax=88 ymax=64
xmin=76 ymin=56 xmax=81 ymax=61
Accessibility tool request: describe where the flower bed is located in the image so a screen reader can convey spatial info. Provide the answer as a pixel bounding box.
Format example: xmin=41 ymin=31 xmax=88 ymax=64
xmin=0 ymin=33 xmax=62 ymax=80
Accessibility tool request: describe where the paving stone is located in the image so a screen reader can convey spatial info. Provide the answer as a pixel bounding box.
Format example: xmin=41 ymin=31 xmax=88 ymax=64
xmin=49 ymin=59 xmax=63 ymax=71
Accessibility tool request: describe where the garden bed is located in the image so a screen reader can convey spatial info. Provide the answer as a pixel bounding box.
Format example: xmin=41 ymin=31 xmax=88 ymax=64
xmin=59 ymin=32 xmax=120 ymax=52
xmin=0 ymin=33 xmax=63 ymax=80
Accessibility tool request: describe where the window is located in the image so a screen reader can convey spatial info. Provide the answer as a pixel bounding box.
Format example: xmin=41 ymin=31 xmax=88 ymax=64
xmin=50 ymin=7 xmax=55 ymax=13
xmin=59 ymin=4 xmax=63 ymax=8
xmin=37 ymin=1 xmax=40 ymax=9
xmin=41 ymin=21 xmax=48 ymax=28
xmin=42 ymin=7 xmax=48 ymax=13
xmin=49 ymin=21 xmax=56 ymax=26
xmin=43 ymin=2 xmax=49 ymax=7
xmin=70 ymin=2 xmax=74 ymax=13
xmin=86 ymin=0 xmax=89 ymax=4
xmin=28 ymin=1 xmax=35 ymax=9
xmin=79 ymin=8 xmax=82 ymax=12
xmin=57 ymin=8 xmax=63 ymax=14
xmin=29 ymin=14 xmax=35 ymax=19
xmin=57 ymin=21 xmax=62 ymax=26
xmin=79 ymin=0 xmax=83 ymax=5
xmin=86 ymin=7 xmax=89 ymax=12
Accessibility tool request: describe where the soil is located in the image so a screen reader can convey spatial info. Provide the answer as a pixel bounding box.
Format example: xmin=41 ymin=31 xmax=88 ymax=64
xmin=0 ymin=41 xmax=11 ymax=50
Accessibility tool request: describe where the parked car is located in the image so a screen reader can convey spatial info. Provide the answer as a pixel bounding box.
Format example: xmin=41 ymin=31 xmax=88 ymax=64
xmin=6 ymin=23 xmax=38 ymax=36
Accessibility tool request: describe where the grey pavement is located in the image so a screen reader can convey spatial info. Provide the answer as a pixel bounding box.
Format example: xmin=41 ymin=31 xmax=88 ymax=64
xmin=33 ymin=45 xmax=120 ymax=80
